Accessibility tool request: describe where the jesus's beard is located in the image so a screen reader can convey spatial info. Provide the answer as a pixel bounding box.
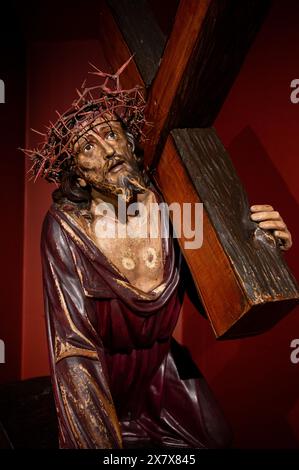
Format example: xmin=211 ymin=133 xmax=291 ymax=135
xmin=94 ymin=158 xmax=148 ymax=203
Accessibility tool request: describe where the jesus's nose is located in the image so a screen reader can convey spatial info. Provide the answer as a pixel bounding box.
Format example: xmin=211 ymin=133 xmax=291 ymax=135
xmin=99 ymin=139 xmax=115 ymax=159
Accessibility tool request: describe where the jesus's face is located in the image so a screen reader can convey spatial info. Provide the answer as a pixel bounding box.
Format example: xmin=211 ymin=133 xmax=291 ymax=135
xmin=73 ymin=117 xmax=146 ymax=202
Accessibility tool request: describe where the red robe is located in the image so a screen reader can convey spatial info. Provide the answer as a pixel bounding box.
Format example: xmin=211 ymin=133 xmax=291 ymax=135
xmin=41 ymin=191 xmax=231 ymax=449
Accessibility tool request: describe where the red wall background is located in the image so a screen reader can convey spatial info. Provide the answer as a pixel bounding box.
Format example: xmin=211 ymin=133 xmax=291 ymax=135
xmin=1 ymin=0 xmax=299 ymax=449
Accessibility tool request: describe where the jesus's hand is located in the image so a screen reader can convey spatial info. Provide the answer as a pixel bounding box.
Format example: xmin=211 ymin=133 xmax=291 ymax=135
xmin=250 ymin=204 xmax=292 ymax=251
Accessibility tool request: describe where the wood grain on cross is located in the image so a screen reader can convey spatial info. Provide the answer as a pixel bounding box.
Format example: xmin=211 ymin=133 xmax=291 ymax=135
xmin=98 ymin=0 xmax=299 ymax=338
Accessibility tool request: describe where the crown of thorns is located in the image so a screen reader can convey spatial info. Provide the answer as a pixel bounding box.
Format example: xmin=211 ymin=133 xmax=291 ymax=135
xmin=23 ymin=58 xmax=147 ymax=183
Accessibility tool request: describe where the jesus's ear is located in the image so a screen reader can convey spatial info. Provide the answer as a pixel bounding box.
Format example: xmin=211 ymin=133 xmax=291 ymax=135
xmin=127 ymin=141 xmax=135 ymax=154
xmin=77 ymin=177 xmax=87 ymax=187
xmin=125 ymin=131 xmax=135 ymax=152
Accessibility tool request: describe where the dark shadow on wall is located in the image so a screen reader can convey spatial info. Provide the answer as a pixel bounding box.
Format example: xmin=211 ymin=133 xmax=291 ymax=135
xmin=0 ymin=376 xmax=58 ymax=448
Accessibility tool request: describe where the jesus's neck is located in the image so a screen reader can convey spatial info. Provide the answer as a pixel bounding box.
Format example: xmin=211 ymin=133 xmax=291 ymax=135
xmin=90 ymin=188 xmax=152 ymax=224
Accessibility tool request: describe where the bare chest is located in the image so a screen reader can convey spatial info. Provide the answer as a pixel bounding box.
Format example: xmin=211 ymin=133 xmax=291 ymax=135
xmin=90 ymin=210 xmax=165 ymax=293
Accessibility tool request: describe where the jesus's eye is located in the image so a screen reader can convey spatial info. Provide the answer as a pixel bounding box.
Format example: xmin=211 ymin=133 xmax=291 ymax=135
xmin=83 ymin=143 xmax=94 ymax=153
xmin=106 ymin=130 xmax=117 ymax=140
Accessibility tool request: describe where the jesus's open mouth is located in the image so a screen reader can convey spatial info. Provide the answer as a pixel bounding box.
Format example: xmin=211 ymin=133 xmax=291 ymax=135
xmin=109 ymin=160 xmax=125 ymax=173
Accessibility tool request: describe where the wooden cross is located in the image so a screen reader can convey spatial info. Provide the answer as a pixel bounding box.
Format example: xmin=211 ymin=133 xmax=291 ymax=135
xmin=97 ymin=0 xmax=299 ymax=338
